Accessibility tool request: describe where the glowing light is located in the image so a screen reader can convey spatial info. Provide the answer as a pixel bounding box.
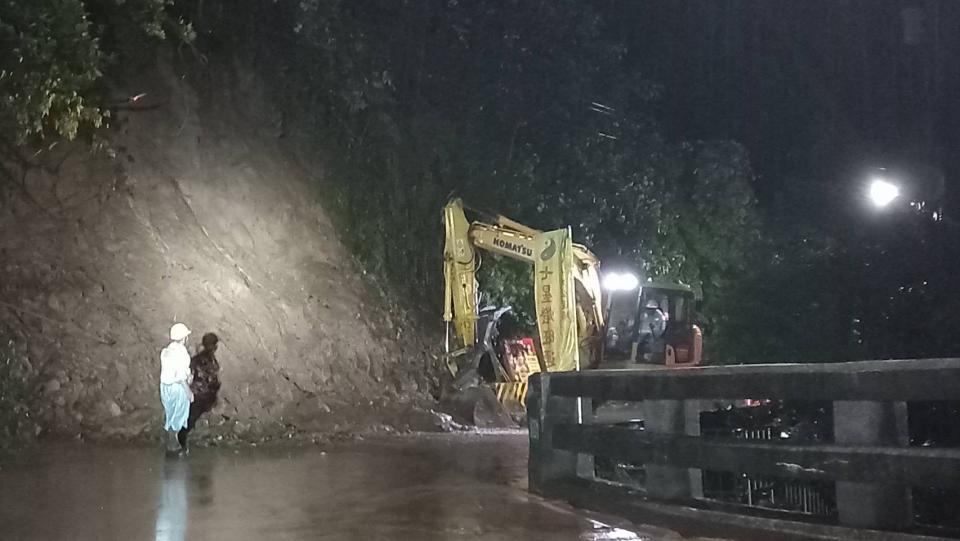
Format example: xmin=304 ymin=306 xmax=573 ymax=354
xmin=869 ymin=178 xmax=900 ymax=208
xmin=602 ymin=272 xmax=639 ymax=291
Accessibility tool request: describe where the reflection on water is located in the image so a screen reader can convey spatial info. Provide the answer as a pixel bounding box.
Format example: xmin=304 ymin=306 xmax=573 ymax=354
xmin=584 ymin=519 xmax=649 ymax=540
xmin=155 ymin=460 xmax=188 ymax=541
xmin=0 ymin=431 xmax=709 ymax=540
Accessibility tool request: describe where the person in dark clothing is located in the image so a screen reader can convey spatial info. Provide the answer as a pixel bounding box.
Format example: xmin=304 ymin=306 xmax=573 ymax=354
xmin=177 ymin=333 xmax=221 ymax=451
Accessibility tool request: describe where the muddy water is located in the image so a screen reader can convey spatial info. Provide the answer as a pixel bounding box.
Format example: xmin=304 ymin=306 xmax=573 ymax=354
xmin=0 ymin=431 xmax=712 ymax=540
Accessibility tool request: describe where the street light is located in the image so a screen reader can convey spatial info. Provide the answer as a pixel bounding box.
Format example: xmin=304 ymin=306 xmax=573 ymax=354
xmin=869 ymin=178 xmax=900 ymax=208
xmin=602 ymin=271 xmax=640 ymax=292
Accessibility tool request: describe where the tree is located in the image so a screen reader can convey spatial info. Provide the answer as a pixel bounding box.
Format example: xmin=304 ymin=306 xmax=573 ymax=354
xmin=0 ymin=0 xmax=193 ymax=148
xmin=196 ymin=1 xmax=760 ymax=351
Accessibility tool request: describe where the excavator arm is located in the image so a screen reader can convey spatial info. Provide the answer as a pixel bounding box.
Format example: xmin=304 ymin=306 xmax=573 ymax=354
xmin=443 ymin=201 xmax=478 ymax=349
xmin=443 ymin=199 xmax=605 ymax=372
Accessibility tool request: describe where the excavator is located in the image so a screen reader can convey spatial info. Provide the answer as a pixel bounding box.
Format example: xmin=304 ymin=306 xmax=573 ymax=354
xmin=442 ymin=199 xmax=702 ymax=424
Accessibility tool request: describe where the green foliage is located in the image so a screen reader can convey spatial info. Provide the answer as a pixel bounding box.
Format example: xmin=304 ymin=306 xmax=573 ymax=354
xmin=0 ymin=0 xmax=103 ymax=143
xmin=707 ymin=229 xmax=852 ymax=363
xmin=477 ymin=257 xmax=536 ymax=328
xmin=0 ymin=0 xmax=764 ymax=361
xmin=0 ymin=0 xmax=192 ymax=146
xmin=197 ymin=0 xmax=760 ymax=357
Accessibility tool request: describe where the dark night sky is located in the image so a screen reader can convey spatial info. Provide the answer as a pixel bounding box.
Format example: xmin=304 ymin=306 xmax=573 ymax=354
xmin=607 ymin=0 xmax=960 ymax=225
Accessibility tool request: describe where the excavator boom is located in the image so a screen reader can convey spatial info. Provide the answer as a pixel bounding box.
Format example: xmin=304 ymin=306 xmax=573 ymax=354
xmin=440 ymin=198 xmax=702 ymax=425
xmin=443 ymin=199 xmax=604 ymax=373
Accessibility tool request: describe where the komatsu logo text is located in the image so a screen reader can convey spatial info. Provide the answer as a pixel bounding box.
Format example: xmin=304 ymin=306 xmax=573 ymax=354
xmin=493 ymin=237 xmax=533 ymax=258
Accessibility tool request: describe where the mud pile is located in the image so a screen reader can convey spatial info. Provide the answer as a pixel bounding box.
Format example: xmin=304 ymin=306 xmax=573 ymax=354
xmin=0 ymin=57 xmax=445 ymax=443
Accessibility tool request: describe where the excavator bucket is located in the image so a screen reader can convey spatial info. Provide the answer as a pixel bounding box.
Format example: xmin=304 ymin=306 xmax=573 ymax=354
xmin=440 ymin=323 xmax=534 ymax=427
xmin=441 ymin=385 xmax=516 ymax=428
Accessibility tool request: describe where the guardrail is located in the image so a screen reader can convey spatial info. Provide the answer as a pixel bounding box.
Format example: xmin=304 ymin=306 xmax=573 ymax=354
xmin=527 ymin=359 xmax=960 ymax=540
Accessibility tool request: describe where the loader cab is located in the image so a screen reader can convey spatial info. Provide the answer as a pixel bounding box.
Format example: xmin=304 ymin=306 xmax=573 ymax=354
xmin=604 ymin=281 xmax=702 ymax=367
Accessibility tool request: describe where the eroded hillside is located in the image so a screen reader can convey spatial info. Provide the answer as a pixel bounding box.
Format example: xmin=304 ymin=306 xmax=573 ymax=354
xmin=0 ymin=58 xmax=444 ymax=442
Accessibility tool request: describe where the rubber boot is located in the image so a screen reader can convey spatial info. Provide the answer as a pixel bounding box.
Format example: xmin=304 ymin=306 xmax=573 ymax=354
xmin=165 ymin=430 xmax=181 ymax=455
xmin=178 ymin=428 xmax=190 ymax=456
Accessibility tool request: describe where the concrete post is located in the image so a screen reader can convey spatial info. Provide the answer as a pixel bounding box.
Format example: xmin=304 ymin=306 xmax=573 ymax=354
xmin=833 ymin=400 xmax=912 ymax=529
xmin=528 ymin=373 xmax=579 ymax=494
xmin=575 ymin=397 xmax=596 ymax=480
xmin=684 ymin=400 xmax=704 ymax=499
xmin=643 ymin=399 xmax=691 ymax=500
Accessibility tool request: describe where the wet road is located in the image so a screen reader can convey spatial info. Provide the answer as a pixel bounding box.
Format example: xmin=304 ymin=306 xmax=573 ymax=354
xmin=0 ymin=431 xmax=714 ymax=540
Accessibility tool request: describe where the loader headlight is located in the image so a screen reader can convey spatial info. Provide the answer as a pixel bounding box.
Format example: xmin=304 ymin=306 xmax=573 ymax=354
xmin=869 ymin=178 xmax=900 ymax=208
xmin=602 ymin=271 xmax=639 ymax=292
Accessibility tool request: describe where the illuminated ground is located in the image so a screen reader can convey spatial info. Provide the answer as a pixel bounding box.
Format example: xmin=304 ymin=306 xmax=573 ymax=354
xmin=0 ymin=431 xmax=722 ymax=540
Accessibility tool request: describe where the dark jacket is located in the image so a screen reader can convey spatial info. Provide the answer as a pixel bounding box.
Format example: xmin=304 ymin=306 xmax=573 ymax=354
xmin=189 ymin=350 xmax=221 ymax=411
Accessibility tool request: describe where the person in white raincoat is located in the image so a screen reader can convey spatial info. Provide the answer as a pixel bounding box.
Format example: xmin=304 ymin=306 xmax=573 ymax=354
xmin=160 ymin=323 xmax=193 ymax=454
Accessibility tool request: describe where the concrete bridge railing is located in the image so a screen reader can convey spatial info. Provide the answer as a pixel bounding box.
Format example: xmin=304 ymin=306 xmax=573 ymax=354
xmin=527 ymin=359 xmax=960 ymax=540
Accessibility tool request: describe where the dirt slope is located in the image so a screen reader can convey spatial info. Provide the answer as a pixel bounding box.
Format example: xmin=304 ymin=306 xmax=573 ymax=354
xmin=0 ymin=58 xmax=444 ymax=442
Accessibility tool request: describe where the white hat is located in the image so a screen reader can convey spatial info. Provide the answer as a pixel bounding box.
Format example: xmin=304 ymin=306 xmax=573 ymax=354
xmin=169 ymin=323 xmax=191 ymax=341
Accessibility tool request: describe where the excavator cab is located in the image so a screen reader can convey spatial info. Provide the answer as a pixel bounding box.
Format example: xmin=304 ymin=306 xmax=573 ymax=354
xmin=604 ymin=282 xmax=702 ymax=367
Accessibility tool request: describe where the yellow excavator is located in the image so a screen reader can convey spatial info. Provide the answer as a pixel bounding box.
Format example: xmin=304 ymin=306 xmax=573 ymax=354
xmin=441 ymin=199 xmax=702 ymax=423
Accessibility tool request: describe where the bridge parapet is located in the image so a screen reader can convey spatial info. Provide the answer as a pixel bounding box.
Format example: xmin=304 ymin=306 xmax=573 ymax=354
xmin=527 ymin=359 xmax=960 ymax=540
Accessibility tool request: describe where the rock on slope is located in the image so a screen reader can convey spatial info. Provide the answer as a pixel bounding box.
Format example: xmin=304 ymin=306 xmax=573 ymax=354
xmin=0 ymin=58 xmax=443 ymax=441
